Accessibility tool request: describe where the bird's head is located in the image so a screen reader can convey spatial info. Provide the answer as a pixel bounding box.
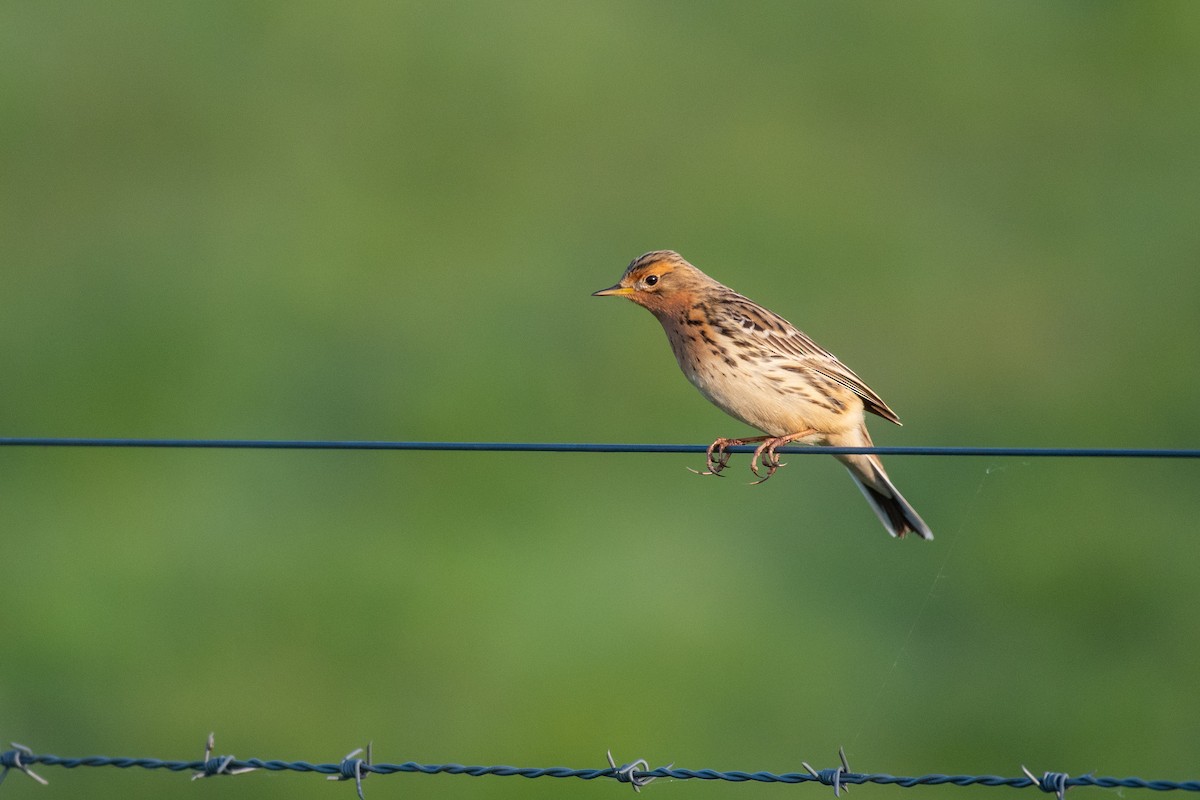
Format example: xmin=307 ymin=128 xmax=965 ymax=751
xmin=592 ymin=250 xmax=708 ymax=314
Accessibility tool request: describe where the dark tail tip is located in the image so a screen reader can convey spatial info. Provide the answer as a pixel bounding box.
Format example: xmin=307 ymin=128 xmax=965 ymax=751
xmin=857 ymin=467 xmax=934 ymax=541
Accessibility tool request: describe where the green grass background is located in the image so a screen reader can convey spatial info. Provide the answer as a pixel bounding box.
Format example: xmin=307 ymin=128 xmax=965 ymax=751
xmin=3 ymin=2 xmax=1199 ymax=798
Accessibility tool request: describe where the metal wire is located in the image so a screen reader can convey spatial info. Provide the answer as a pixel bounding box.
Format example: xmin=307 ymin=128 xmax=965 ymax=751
xmin=1 ymin=437 xmax=1198 ymax=458
xmin=3 ymin=741 xmax=1199 ymax=795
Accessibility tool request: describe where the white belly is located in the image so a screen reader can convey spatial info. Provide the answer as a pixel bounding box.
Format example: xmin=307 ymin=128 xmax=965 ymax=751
xmin=681 ymin=356 xmax=863 ymax=439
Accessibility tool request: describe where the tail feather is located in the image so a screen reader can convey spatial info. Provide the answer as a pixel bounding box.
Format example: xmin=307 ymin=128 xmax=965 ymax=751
xmin=832 ymin=425 xmax=932 ymax=540
xmin=848 ymin=460 xmax=933 ymax=540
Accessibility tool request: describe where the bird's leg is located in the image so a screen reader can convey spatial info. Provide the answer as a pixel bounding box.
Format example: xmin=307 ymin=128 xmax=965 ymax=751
xmin=688 ymin=436 xmax=770 ymax=476
xmin=749 ymin=429 xmax=818 ymax=485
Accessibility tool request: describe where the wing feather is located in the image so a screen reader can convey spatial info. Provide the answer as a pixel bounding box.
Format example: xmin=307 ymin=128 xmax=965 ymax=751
xmin=716 ymin=292 xmax=901 ymax=425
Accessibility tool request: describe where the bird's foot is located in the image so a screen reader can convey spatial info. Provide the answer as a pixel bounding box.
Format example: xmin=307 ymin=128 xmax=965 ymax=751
xmin=748 ymin=439 xmax=785 ymax=484
xmin=688 ymin=436 xmax=769 ymax=477
xmin=747 ymin=429 xmax=819 ymax=485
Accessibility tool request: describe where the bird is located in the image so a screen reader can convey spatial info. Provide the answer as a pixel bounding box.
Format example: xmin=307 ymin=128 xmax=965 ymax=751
xmin=593 ymin=250 xmax=932 ymax=540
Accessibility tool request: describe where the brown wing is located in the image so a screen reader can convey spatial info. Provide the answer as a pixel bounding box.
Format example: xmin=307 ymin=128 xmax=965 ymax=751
xmin=716 ymin=292 xmax=902 ymax=425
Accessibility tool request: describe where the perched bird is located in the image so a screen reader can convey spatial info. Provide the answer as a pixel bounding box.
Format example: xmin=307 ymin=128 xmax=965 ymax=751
xmin=593 ymin=250 xmax=932 ymax=540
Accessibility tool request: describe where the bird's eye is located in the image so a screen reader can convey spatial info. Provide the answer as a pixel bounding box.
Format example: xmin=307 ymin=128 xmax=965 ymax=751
xmin=644 ymin=275 xmax=659 ymax=287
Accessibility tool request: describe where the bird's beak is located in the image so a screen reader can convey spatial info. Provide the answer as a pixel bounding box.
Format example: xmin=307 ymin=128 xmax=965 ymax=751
xmin=592 ymin=284 xmax=634 ymax=297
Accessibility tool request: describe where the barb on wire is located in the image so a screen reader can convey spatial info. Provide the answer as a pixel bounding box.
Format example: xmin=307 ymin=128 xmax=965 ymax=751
xmin=607 ymin=749 xmax=673 ymax=793
xmin=191 ymin=733 xmax=256 ymax=781
xmin=804 ymin=747 xmax=853 ymax=797
xmin=0 ymin=743 xmax=48 ymax=787
xmin=328 ymin=744 xmax=372 ymax=800
xmin=5 ymin=740 xmax=1200 ymax=794
xmin=0 ymin=437 xmax=1198 ymax=459
xmin=1023 ymin=765 xmax=1092 ymax=800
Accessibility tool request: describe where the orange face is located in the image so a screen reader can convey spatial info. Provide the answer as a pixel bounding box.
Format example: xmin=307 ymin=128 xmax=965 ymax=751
xmin=592 ymin=251 xmax=693 ymax=314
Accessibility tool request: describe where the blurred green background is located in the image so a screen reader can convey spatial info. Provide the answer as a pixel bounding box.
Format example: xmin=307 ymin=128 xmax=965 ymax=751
xmin=3 ymin=2 xmax=1199 ymax=798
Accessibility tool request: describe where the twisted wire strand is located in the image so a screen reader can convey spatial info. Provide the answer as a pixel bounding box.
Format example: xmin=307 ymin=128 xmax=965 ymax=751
xmin=5 ymin=746 xmax=1200 ymax=793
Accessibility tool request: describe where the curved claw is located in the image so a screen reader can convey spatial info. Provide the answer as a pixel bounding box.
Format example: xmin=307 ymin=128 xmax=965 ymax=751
xmin=748 ymin=457 xmax=766 ymax=481
xmin=692 ymin=439 xmax=734 ymax=477
xmin=748 ymin=439 xmax=788 ymax=485
xmin=748 ymin=459 xmax=783 ymax=485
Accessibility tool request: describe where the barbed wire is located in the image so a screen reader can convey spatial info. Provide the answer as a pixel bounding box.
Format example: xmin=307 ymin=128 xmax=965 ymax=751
xmin=1 ymin=437 xmax=1198 ymax=458
xmin=4 ymin=739 xmax=1199 ymax=798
